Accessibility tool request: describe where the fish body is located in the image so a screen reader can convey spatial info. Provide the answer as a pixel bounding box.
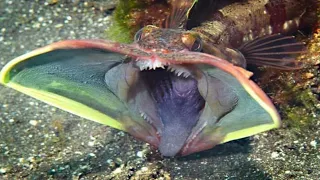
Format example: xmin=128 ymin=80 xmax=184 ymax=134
xmin=184 ymin=0 xmax=316 ymax=68
xmin=192 ymin=0 xmax=316 ymax=48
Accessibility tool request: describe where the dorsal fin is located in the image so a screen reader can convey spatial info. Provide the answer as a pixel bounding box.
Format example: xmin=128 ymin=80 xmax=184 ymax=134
xmin=163 ymin=0 xmax=196 ymax=29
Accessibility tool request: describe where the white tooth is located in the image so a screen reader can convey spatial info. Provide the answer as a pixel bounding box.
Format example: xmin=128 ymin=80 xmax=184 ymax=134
xmin=139 ymin=111 xmax=148 ymax=120
xmin=178 ymin=71 xmax=183 ymax=76
xmin=141 ymin=113 xmax=147 ymax=120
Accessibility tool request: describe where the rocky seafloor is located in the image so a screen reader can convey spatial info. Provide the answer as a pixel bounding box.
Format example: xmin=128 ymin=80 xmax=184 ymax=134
xmin=0 ymin=1 xmax=319 ymax=179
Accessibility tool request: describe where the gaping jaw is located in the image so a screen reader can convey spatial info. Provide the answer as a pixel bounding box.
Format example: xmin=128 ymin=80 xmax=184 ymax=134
xmin=105 ymin=62 xmax=239 ymax=156
xmin=0 ymin=39 xmax=281 ymax=157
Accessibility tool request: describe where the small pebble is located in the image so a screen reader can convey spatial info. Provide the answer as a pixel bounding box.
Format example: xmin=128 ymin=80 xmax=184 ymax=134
xmin=136 ymin=151 xmax=144 ymax=158
xmin=271 ymin=152 xmax=279 ymax=159
xmin=310 ymin=140 xmax=317 ymax=148
xmin=27 ymin=156 xmax=36 ymax=163
xmin=55 ymin=23 xmax=63 ymax=28
xmin=113 ymin=165 xmax=124 ymax=174
xmin=32 ymin=23 xmax=41 ymax=29
xmin=38 ymin=17 xmax=44 ymax=22
xmin=305 ymin=72 xmax=314 ymax=79
xmin=141 ymin=167 xmax=148 ymax=171
xmin=74 ymin=151 xmax=82 ymax=155
xmin=88 ymin=141 xmax=95 ymax=147
xmin=29 ymin=120 xmax=38 ymax=126
xmin=106 ymin=159 xmax=113 ymax=164
xmin=0 ymin=168 xmax=6 ymax=174
xmin=88 ymin=153 xmax=96 ymax=157
xmin=48 ymin=0 xmax=59 ymax=5
xmin=19 ymin=158 xmax=25 ymax=163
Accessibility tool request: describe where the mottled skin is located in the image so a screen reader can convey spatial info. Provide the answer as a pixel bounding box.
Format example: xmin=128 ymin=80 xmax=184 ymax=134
xmin=192 ymin=0 xmax=317 ymax=49
xmin=134 ymin=0 xmax=317 ymax=69
xmin=136 ymin=25 xmax=201 ymax=53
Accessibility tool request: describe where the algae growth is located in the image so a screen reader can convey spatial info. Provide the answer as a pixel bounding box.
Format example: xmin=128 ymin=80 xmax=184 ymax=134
xmin=106 ymin=0 xmax=170 ymax=43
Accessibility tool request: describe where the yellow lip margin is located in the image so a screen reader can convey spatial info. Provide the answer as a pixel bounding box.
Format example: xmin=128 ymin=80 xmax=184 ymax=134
xmin=0 ymin=40 xmax=130 ymax=131
xmin=0 ymin=40 xmax=281 ymax=144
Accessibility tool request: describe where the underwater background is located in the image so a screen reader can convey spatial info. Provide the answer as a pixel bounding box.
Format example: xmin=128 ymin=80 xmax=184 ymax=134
xmin=0 ymin=0 xmax=319 ymax=179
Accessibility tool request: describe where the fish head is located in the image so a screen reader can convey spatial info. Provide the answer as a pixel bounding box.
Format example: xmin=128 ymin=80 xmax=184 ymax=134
xmin=134 ymin=25 xmax=202 ymax=54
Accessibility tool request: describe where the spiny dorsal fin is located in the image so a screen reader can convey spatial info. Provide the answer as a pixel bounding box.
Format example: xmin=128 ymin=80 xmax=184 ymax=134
xmin=238 ymin=34 xmax=306 ymax=70
xmin=164 ymin=0 xmax=197 ymax=29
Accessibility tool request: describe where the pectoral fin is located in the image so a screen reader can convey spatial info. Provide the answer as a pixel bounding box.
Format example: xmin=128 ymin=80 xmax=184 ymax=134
xmin=238 ymin=34 xmax=305 ymax=69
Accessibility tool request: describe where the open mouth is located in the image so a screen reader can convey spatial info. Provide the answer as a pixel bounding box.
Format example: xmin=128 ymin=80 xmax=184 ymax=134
xmin=141 ymin=67 xmax=205 ymax=156
xmin=105 ymin=62 xmax=239 ymax=156
xmin=0 ymin=40 xmax=281 ymax=158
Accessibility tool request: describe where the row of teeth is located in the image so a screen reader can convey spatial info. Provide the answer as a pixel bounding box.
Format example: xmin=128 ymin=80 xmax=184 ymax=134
xmin=139 ymin=110 xmax=154 ymax=125
xmin=139 ymin=110 xmax=162 ymax=136
xmin=140 ymin=111 xmax=148 ymax=120
xmin=135 ymin=60 xmax=193 ymax=79
xmin=136 ymin=60 xmax=166 ymax=71
xmin=167 ymin=66 xmax=191 ymax=78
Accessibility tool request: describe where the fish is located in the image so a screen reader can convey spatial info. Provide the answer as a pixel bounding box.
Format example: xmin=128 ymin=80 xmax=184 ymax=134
xmin=0 ymin=0 xmax=316 ymax=157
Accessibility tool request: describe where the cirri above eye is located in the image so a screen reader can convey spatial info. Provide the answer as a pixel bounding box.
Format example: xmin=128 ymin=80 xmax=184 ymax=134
xmin=134 ymin=25 xmax=159 ymax=42
xmin=134 ymin=28 xmax=144 ymax=42
xmin=181 ymin=32 xmax=202 ymax=52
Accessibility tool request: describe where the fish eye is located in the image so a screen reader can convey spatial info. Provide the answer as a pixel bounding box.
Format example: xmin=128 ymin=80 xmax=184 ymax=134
xmin=191 ymin=36 xmax=202 ymax=52
xmin=182 ymin=33 xmax=203 ymax=52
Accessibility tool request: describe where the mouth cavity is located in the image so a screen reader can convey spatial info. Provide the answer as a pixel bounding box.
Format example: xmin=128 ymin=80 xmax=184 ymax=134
xmin=105 ymin=62 xmax=238 ymax=156
xmin=140 ymin=67 xmax=205 ymax=156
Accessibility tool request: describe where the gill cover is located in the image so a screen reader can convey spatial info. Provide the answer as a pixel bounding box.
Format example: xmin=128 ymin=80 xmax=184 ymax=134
xmin=0 ymin=40 xmax=280 ymax=156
